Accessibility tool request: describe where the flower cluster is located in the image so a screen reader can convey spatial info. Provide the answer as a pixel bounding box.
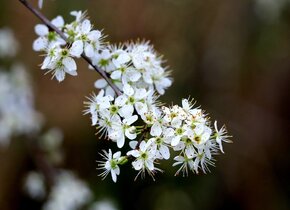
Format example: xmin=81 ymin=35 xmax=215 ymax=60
xmin=162 ymin=99 xmax=231 ymax=175
xmin=93 ymin=41 xmax=172 ymax=96
xmin=33 ymin=11 xmax=172 ymax=95
xmin=33 ymin=11 xmax=103 ymax=82
xmin=30 ymin=9 xmax=231 ymax=182
xmin=93 ymin=97 xmax=231 ymax=181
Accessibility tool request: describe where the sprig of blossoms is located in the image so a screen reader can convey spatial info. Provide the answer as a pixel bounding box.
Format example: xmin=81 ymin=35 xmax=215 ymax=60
xmin=28 ymin=7 xmax=231 ymax=182
xmin=93 ymin=41 xmax=172 ymax=96
xmin=86 ymin=92 xmax=231 ymax=181
xmin=32 ymin=10 xmax=172 ymax=96
xmin=33 ymin=11 xmax=104 ymax=82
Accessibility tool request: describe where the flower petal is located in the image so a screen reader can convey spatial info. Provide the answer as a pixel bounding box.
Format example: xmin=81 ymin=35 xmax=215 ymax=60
xmin=132 ymin=159 xmax=143 ymax=170
xmin=35 ymin=24 xmax=48 ymax=36
xmin=63 ymin=57 xmax=77 ymax=71
xmin=111 ymin=170 xmax=117 ymax=182
xmin=70 ymin=40 xmax=83 ymax=57
xmin=160 ymin=145 xmax=170 ymax=160
xmin=116 ymin=134 xmax=125 ymax=148
xmin=85 ymin=44 xmax=94 ymax=58
xmin=81 ymin=19 xmax=92 ymax=34
xmin=94 ymin=79 xmax=107 ymax=89
xmin=33 ymin=37 xmax=47 ymax=51
xmin=51 ymin=16 xmax=65 ymax=28
xmin=54 ymin=69 xmax=65 ymax=82
xmin=171 ymin=136 xmax=181 ymax=147
xmin=150 ymin=122 xmax=162 ymax=137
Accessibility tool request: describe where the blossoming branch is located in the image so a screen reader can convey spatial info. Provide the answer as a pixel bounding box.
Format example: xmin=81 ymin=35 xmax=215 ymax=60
xmin=19 ymin=0 xmax=232 ymax=182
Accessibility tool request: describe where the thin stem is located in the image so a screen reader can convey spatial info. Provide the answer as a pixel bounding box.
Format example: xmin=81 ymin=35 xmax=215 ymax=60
xmin=19 ymin=0 xmax=122 ymax=96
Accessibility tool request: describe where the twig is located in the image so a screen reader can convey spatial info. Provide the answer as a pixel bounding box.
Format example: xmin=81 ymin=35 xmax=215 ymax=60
xmin=19 ymin=0 xmax=122 ymax=96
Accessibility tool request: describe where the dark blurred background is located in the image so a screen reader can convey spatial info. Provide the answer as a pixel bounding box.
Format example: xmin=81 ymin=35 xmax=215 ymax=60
xmin=1 ymin=0 xmax=290 ymax=209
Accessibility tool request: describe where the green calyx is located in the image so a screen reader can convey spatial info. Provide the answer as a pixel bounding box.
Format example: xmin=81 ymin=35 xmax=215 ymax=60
xmin=117 ymin=157 xmax=128 ymax=165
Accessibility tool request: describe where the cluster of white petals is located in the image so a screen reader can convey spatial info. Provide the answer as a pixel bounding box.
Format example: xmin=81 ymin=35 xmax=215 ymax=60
xmin=163 ymin=99 xmax=231 ymax=175
xmin=33 ymin=11 xmax=172 ymax=94
xmin=31 ymin=10 xmax=231 ymax=182
xmin=33 ymin=11 xmax=103 ymax=82
xmin=91 ymin=96 xmax=231 ymax=181
xmin=93 ymin=41 xmax=172 ymax=96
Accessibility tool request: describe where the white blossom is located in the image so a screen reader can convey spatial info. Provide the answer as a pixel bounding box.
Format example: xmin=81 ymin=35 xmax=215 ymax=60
xmin=33 ymin=16 xmax=65 ymax=52
xmin=41 ymin=40 xmax=83 ymax=82
xmin=149 ymin=136 xmax=171 ymax=160
xmin=127 ymin=140 xmax=160 ymax=179
xmin=172 ymin=155 xmax=195 ymax=176
xmin=97 ymin=149 xmax=122 ymax=182
xmin=109 ymin=115 xmax=138 ymax=148
xmin=214 ymin=121 xmax=232 ymax=153
xmin=73 ymin=19 xmax=103 ymax=58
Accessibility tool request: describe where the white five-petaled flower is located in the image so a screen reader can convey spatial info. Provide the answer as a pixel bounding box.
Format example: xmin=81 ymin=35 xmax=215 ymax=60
xmin=41 ymin=40 xmax=83 ymax=82
xmin=74 ymin=19 xmax=103 ymax=58
xmin=115 ymin=84 xmax=149 ymax=115
xmin=172 ymin=155 xmax=195 ymax=176
xmin=109 ymin=115 xmax=138 ymax=148
xmin=214 ymin=121 xmax=231 ymax=153
xmin=149 ymin=136 xmax=171 ymax=160
xmin=127 ymin=140 xmax=159 ymax=179
xmin=33 ymin=16 xmax=65 ymax=52
xmin=92 ymin=49 xmax=114 ymax=72
xmin=91 ymin=40 xmax=172 ymax=96
xmin=110 ymin=50 xmax=142 ymax=84
xmin=97 ymin=149 xmax=121 ymax=183
xmin=127 ymin=41 xmax=172 ymax=95
xmin=84 ymin=89 xmax=113 ymax=125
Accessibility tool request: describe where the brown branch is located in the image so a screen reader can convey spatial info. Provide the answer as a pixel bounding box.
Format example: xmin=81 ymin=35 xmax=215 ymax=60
xmin=19 ymin=0 xmax=122 ymax=96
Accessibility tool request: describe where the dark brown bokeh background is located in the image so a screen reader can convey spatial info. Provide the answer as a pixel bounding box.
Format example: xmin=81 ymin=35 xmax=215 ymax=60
xmin=0 ymin=0 xmax=290 ymax=210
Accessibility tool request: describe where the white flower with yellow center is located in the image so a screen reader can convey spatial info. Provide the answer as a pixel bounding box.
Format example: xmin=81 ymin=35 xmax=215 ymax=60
xmin=97 ymin=149 xmax=122 ymax=183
